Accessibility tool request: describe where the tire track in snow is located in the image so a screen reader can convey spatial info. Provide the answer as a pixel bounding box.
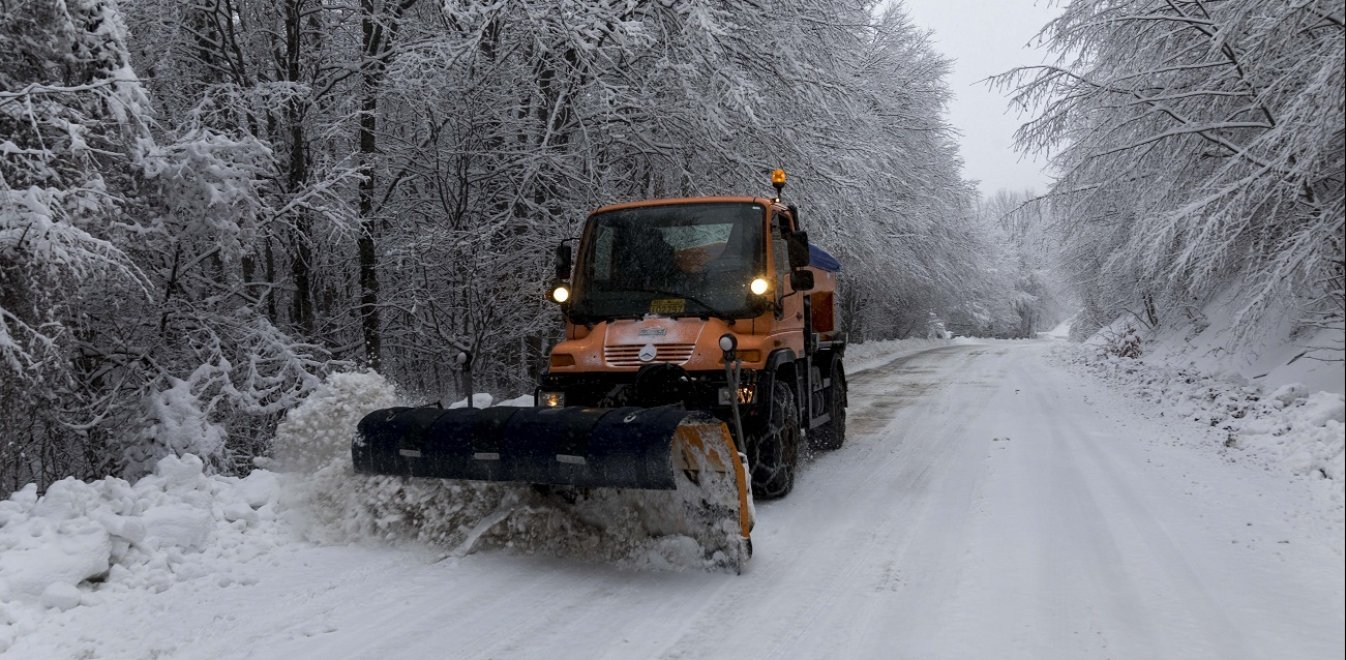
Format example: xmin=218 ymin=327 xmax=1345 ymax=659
xmin=832 ymin=346 xmax=1011 ymax=659
xmin=1024 ymin=373 xmax=1168 ymax=658
xmin=1038 ymin=378 xmax=1253 ymax=659
xmin=652 ymin=346 xmax=989 ymax=660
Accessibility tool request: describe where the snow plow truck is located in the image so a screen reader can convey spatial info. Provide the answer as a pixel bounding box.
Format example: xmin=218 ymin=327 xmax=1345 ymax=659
xmin=352 ymin=171 xmax=847 ymax=567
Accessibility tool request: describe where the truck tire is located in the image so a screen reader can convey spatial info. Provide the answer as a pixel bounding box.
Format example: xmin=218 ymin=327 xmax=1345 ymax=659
xmin=809 ymin=363 xmax=846 ymax=451
xmin=748 ymin=380 xmax=801 ymax=499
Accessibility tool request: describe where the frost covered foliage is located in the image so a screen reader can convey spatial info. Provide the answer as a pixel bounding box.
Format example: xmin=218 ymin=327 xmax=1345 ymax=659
xmin=112 ymin=0 xmax=992 ymax=399
xmin=1 ymin=1 xmax=332 ymax=490
xmin=1063 ymin=346 xmax=1344 ymax=513
xmin=939 ymin=190 xmax=1072 ymax=339
xmin=1 ymin=0 xmax=150 ymax=373
xmin=5 ymin=0 xmax=997 ymax=487
xmin=1003 ymin=0 xmax=1345 ymax=356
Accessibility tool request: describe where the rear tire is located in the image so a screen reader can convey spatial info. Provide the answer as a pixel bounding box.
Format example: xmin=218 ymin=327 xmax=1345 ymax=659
xmin=748 ymin=381 xmax=800 ymax=500
xmin=809 ymin=363 xmax=846 ymax=451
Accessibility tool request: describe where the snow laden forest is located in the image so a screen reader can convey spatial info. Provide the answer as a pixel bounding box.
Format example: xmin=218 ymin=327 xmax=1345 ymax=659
xmin=2 ymin=0 xmax=1343 ymax=497
xmin=999 ymin=0 xmax=1344 ymax=358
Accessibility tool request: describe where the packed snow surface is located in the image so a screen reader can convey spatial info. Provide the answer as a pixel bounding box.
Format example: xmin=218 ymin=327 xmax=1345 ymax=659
xmin=1 ymin=341 xmax=1342 ymax=659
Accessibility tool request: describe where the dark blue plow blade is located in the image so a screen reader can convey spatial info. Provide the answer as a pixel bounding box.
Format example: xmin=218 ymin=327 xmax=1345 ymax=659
xmin=352 ymin=405 xmax=694 ymax=490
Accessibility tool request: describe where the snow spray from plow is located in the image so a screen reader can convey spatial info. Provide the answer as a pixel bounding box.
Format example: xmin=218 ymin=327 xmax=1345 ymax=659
xmin=353 ymin=405 xmax=754 ymax=569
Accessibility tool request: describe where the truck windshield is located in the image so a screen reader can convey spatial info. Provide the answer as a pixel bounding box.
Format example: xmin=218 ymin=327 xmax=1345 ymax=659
xmin=571 ymin=202 xmax=765 ymax=321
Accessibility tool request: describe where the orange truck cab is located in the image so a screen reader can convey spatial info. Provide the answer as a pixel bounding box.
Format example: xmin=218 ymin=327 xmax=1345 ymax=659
xmin=539 ymin=183 xmax=847 ymax=499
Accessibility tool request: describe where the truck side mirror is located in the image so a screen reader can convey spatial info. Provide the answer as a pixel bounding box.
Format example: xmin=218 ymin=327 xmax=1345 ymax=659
xmin=555 ymin=244 xmax=572 ymax=280
xmin=790 ymin=269 xmax=814 ymax=291
xmin=786 ymin=231 xmax=810 ymax=270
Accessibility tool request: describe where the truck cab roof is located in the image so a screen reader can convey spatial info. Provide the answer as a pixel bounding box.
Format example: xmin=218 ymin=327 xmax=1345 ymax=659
xmin=590 ymin=196 xmax=784 ymax=217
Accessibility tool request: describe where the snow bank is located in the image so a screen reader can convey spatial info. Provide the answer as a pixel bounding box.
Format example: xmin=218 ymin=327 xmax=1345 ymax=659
xmin=1058 ymin=345 xmax=1345 ymax=528
xmin=0 ymin=454 xmax=286 ymax=650
xmin=1084 ymin=292 xmax=1345 ymax=395
xmin=0 ymin=365 xmax=780 ymax=646
xmin=0 ymin=374 xmax=403 ymax=647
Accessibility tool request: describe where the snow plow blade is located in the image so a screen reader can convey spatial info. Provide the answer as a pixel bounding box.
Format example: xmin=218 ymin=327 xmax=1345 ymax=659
xmin=352 ymin=405 xmax=753 ymax=557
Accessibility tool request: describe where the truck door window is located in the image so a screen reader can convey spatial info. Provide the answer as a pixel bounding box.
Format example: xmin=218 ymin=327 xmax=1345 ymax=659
xmin=771 ymin=216 xmax=790 ymax=286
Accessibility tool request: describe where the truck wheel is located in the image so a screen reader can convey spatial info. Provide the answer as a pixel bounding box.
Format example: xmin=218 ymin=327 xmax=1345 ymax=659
xmin=809 ymin=364 xmax=846 ymax=451
xmin=748 ymin=381 xmax=800 ymax=500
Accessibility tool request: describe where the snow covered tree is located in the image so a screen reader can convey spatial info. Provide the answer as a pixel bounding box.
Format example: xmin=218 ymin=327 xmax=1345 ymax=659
xmin=2 ymin=0 xmax=332 ymax=489
xmin=940 ymin=191 xmax=1051 ymax=339
xmin=4 ymin=0 xmax=1003 ymax=488
xmin=2 ymin=0 xmax=155 ymax=487
xmin=1001 ymin=0 xmax=1344 ymax=355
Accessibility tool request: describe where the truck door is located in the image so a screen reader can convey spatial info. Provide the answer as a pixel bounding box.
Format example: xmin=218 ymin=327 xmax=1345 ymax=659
xmin=771 ymin=213 xmax=805 ymax=340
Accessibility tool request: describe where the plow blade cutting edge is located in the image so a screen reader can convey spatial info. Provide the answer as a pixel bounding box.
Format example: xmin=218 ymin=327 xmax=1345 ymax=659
xmin=353 ymin=404 xmax=754 ymax=564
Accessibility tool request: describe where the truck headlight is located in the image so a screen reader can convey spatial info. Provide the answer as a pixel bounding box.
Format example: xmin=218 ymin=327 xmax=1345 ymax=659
xmin=539 ymin=391 xmax=565 ymax=408
xmin=749 ymin=277 xmax=769 ymax=295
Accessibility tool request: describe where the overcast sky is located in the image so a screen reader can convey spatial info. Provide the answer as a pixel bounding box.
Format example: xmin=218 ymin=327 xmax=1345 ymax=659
xmin=894 ymin=0 xmax=1063 ymax=197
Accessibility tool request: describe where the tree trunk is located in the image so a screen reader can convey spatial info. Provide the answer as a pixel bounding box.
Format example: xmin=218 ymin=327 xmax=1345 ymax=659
xmin=284 ymin=0 xmax=314 ymax=336
xmin=357 ymin=3 xmax=381 ymax=368
xmin=355 ymin=0 xmax=417 ymax=368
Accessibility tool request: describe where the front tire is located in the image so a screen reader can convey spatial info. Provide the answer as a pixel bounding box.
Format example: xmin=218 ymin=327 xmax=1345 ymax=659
xmin=748 ymin=380 xmax=801 ymax=500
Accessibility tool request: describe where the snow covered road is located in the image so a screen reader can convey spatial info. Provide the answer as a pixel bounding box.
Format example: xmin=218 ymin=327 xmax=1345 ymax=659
xmin=6 ymin=341 xmax=1342 ymax=659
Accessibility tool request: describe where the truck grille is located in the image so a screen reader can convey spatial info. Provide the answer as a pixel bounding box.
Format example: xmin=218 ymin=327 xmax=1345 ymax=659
xmin=604 ymin=343 xmax=696 ymax=367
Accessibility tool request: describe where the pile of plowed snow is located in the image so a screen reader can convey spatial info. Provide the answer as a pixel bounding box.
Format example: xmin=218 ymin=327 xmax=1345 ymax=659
xmin=0 ymin=454 xmax=284 ymax=651
xmin=0 ymin=372 xmax=740 ymax=649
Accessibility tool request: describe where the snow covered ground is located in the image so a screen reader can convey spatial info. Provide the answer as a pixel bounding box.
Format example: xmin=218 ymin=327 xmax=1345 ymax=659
xmin=1081 ymin=293 xmax=1344 ymax=396
xmin=1 ymin=341 xmax=1342 ymax=659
